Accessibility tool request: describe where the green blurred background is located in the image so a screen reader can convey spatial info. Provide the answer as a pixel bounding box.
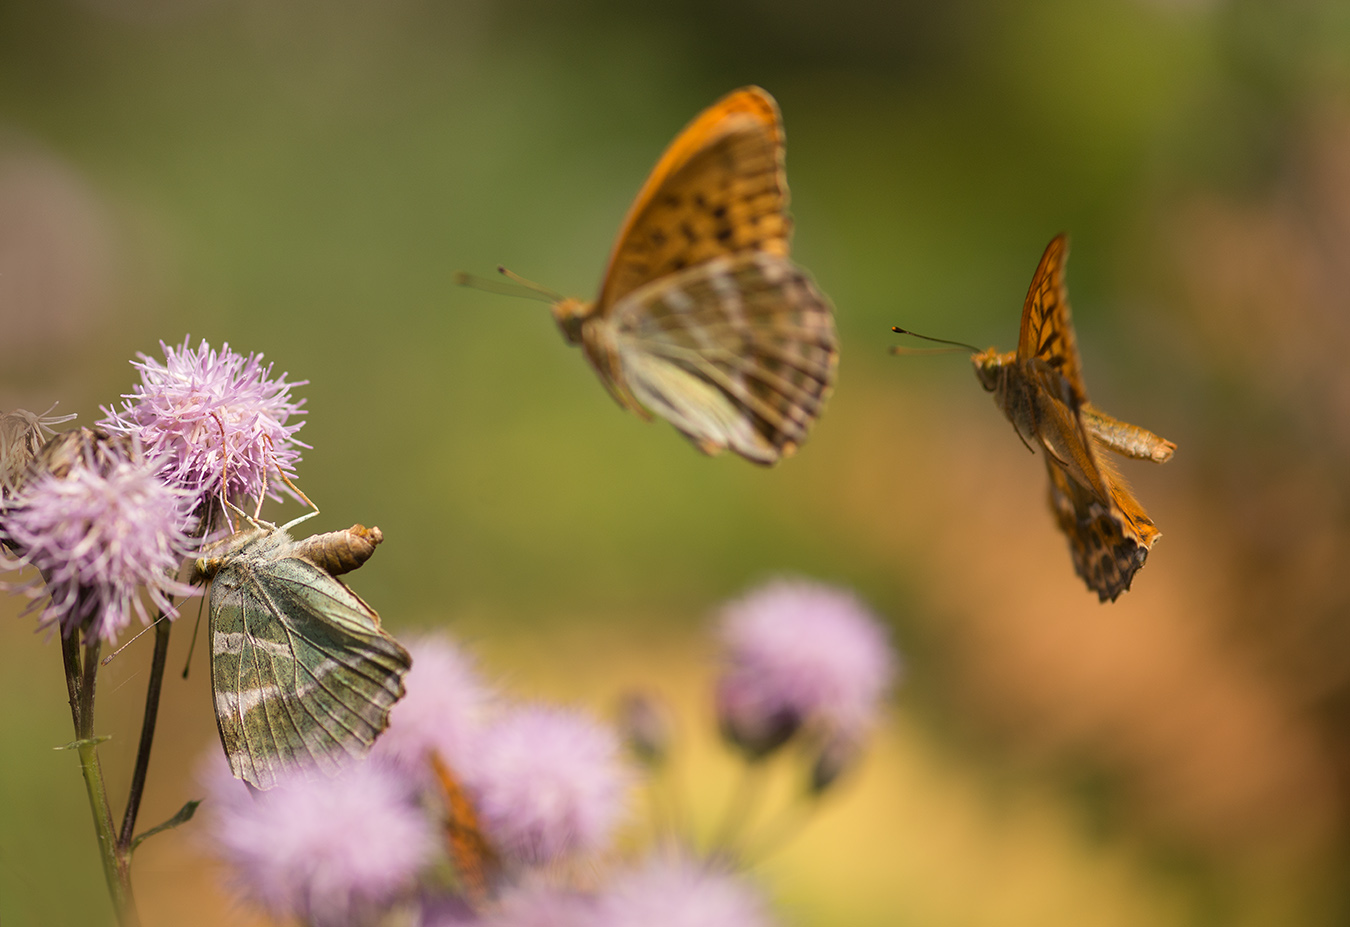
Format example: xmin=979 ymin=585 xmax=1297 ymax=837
xmin=2 ymin=0 xmax=1350 ymax=924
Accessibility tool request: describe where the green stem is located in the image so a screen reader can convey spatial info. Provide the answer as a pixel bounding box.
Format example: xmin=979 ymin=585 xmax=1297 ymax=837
xmin=118 ymin=618 xmax=171 ymax=852
xmin=708 ymin=759 xmax=769 ymax=862
xmin=62 ymin=628 xmax=140 ymax=926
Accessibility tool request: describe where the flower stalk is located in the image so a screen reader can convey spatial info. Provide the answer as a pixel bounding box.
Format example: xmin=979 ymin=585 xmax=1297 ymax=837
xmin=61 ymin=623 xmax=139 ymax=926
xmin=119 ymin=616 xmax=172 ymax=853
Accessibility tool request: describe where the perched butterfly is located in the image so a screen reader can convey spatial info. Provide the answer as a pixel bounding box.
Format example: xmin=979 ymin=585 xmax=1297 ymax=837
xmin=462 ymin=86 xmax=838 ymax=465
xmin=192 ymin=517 xmax=411 ymax=789
xmin=967 ymin=235 xmax=1176 ymax=601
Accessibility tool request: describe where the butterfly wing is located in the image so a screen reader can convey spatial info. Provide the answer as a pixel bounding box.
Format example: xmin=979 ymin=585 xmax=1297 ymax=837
xmin=431 ymin=752 xmax=498 ymax=904
xmin=209 ymin=547 xmax=410 ymax=790
xmin=1016 ymin=234 xmax=1086 ymax=405
xmin=603 ymin=252 xmax=837 ymax=464
xmin=1044 ymin=434 xmax=1162 ymax=602
xmin=595 ymin=86 xmax=789 ymax=312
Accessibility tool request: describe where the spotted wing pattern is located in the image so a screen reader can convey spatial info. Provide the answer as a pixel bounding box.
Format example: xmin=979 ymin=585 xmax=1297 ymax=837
xmin=596 ymin=87 xmax=788 ymax=312
xmin=603 ymin=252 xmax=837 ymax=463
xmin=200 ymin=525 xmax=411 ymax=790
xmin=1044 ymin=449 xmax=1160 ymax=602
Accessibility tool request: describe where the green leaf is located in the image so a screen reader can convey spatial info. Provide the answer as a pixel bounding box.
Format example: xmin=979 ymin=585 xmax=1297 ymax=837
xmin=131 ymin=799 xmax=202 ymax=852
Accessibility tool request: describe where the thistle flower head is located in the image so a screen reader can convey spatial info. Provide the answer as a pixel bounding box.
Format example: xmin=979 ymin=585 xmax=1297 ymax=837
xmin=466 ymin=704 xmax=634 ymax=867
xmin=371 ymin=634 xmax=495 ymax=784
xmin=2 ymin=429 xmax=195 ymax=641
xmin=99 ymin=337 xmax=307 ymax=512
xmin=715 ymin=578 xmax=897 ymax=759
xmin=596 ymin=853 xmax=779 ymax=927
xmin=0 ymin=406 xmax=77 ymax=498
xmin=205 ymin=757 xmax=435 ymax=927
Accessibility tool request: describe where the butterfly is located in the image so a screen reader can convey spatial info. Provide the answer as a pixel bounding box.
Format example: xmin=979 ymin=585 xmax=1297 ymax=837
xmin=969 ymin=235 xmax=1176 ymax=601
xmin=466 ymin=86 xmax=838 ymax=465
xmin=430 ymin=751 xmax=498 ymax=904
xmin=192 ymin=517 xmax=411 ymax=789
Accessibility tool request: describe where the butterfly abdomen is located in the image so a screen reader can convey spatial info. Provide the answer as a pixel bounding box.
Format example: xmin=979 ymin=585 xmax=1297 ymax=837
xmin=290 ymin=524 xmax=383 ymax=577
xmin=1081 ymin=405 xmax=1177 ymax=463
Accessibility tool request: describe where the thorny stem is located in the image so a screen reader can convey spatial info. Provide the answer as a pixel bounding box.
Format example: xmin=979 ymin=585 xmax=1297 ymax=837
xmin=119 ymin=616 xmax=171 ymax=853
xmin=61 ymin=624 xmax=140 ymax=926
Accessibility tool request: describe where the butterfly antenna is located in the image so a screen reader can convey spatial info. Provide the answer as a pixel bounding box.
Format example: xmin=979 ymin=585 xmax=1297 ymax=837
xmin=496 ymin=266 xmax=563 ymax=301
xmin=890 ymin=345 xmax=972 ymax=356
xmin=890 ymin=326 xmax=983 ymax=354
xmin=181 ymin=596 xmax=206 ymax=679
xmin=451 ymin=268 xmax=559 ymax=303
xmin=102 ymin=612 xmax=172 ymax=665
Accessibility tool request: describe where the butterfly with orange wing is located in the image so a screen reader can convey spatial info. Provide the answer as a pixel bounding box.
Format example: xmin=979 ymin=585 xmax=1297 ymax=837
xmin=464 ymin=87 xmax=838 ymax=465
xmin=968 ymin=235 xmax=1176 ymax=601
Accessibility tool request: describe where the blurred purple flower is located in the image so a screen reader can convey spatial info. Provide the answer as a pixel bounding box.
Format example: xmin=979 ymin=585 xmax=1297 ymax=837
xmin=419 ymin=893 xmax=481 ymax=927
xmin=99 ymin=337 xmax=307 ymax=510
xmin=596 ymin=853 xmax=778 ymax=927
xmin=466 ymin=704 xmax=633 ymax=867
xmin=2 ymin=435 xmax=195 ymax=641
xmin=205 ymin=757 xmax=435 ymax=927
xmin=715 ymin=578 xmax=897 ymax=759
xmin=371 ymin=634 xmax=495 ymax=784
xmin=481 ymin=881 xmax=600 ymax=927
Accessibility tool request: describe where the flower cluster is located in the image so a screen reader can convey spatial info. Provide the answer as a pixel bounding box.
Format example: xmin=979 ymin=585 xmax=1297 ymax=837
xmin=0 ymin=339 xmax=310 ymax=643
xmin=203 ymin=632 xmax=640 ymax=922
xmin=203 ymin=579 xmax=898 ymax=926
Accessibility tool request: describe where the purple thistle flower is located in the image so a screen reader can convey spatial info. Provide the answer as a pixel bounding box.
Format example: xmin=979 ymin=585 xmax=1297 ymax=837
xmin=99 ymin=337 xmax=307 ymax=510
xmin=371 ymin=634 xmax=495 ymax=784
xmin=204 ymin=757 xmax=435 ymax=927
xmin=465 ymin=704 xmax=634 ymax=867
xmin=2 ymin=432 xmax=195 ymax=641
xmin=596 ymin=853 xmax=779 ymax=927
xmin=715 ymin=578 xmax=897 ymax=759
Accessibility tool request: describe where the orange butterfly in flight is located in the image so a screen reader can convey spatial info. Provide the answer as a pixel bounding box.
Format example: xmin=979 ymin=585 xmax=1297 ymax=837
xmin=463 ymin=87 xmax=838 ymax=465
xmin=900 ymin=235 xmax=1176 ymax=601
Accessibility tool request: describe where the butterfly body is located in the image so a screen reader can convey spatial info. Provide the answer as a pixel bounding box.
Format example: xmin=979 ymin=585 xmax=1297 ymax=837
xmin=193 ymin=522 xmax=411 ymax=789
xmin=973 ymin=236 xmax=1176 ymax=602
xmin=537 ymin=86 xmax=838 ymax=465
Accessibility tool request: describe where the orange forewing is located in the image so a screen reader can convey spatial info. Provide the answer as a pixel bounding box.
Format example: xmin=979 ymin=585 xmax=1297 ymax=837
xmin=1016 ymin=233 xmax=1085 ymax=405
xmin=595 ymin=86 xmax=789 ymax=311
